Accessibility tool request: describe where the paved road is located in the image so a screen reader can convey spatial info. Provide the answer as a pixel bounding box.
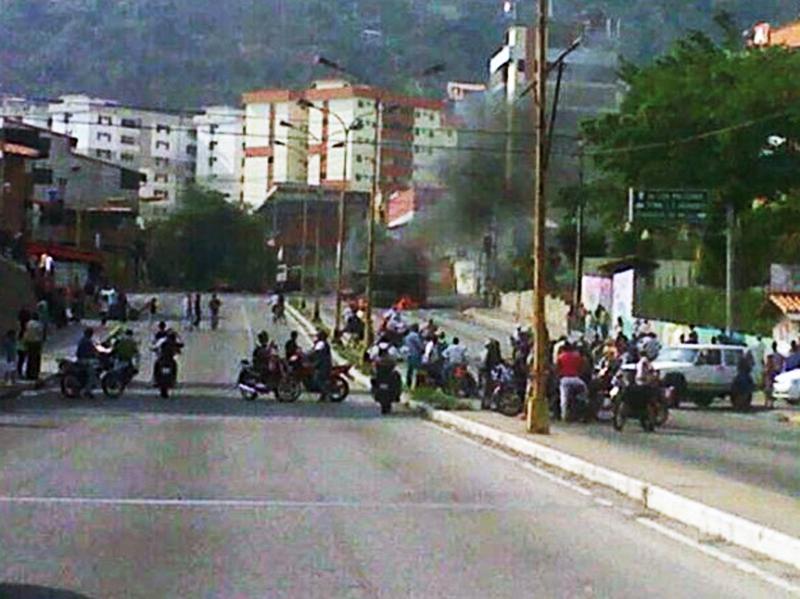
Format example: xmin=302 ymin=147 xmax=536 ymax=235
xmin=0 ymin=294 xmax=793 ymax=597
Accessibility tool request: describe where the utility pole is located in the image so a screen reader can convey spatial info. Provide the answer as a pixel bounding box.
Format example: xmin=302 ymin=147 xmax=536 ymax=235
xmin=364 ymin=98 xmax=382 ymax=349
xmin=527 ymin=0 xmax=550 ymax=435
xmin=313 ymin=193 xmax=322 ymax=323
xmin=333 ymin=131 xmax=350 ymax=334
xmin=300 ymin=195 xmax=308 ymax=297
xmin=572 ymin=142 xmax=585 ymax=310
xmin=725 ymin=202 xmax=735 ymax=334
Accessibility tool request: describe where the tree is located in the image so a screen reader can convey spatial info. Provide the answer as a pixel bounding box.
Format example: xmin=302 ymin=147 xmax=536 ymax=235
xmin=146 ymin=186 xmax=276 ymax=290
xmin=583 ymin=31 xmax=800 ymax=286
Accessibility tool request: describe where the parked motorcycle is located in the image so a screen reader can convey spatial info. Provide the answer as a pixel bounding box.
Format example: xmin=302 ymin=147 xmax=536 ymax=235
xmin=610 ymin=374 xmax=664 ymax=432
xmin=237 ymin=358 xmax=301 ymax=402
xmin=287 ymin=353 xmax=352 ymax=402
xmin=489 ymin=377 xmax=524 ymax=417
xmin=562 ymin=380 xmax=597 ymax=423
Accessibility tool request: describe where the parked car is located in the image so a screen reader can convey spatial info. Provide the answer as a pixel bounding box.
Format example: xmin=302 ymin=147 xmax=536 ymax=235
xmin=622 ymin=344 xmax=761 ymax=409
xmin=772 ymin=369 xmax=800 ymax=406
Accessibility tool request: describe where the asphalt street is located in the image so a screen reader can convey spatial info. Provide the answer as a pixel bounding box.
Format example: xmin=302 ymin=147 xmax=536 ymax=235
xmin=0 ymin=294 xmax=794 ymax=598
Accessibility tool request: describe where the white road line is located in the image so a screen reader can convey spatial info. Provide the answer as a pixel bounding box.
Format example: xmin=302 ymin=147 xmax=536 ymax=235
xmin=240 ymin=303 xmax=255 ymax=348
xmin=426 ymin=422 xmax=593 ymax=497
xmin=637 ymin=517 xmax=800 ymax=596
xmin=0 ymin=495 xmax=535 ymax=512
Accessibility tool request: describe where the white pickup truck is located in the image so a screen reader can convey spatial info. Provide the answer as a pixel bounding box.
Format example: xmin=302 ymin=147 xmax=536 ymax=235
xmin=624 ymin=344 xmax=760 ymax=409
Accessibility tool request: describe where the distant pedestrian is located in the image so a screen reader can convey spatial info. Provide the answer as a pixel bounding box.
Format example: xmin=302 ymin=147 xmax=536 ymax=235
xmin=764 ymin=342 xmax=785 ymax=409
xmin=2 ymin=329 xmax=17 ymax=385
xmin=403 ymin=324 xmax=424 ymax=389
xmin=22 ymin=314 xmax=44 ymax=381
xmin=148 ymin=297 xmax=158 ymax=324
xmin=193 ymin=293 xmax=202 ymax=328
xmin=16 ymin=307 xmax=31 ymax=377
xmin=686 ymin=325 xmax=699 ymax=344
xmin=182 ymin=294 xmax=193 ymax=329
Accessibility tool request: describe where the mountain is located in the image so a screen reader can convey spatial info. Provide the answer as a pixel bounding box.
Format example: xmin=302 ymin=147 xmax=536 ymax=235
xmin=0 ymin=0 xmax=795 ymax=109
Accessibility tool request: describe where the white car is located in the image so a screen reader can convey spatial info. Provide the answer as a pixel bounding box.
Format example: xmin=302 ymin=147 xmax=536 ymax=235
xmin=772 ymin=369 xmax=800 ymax=406
xmin=623 ymin=344 xmax=759 ymax=409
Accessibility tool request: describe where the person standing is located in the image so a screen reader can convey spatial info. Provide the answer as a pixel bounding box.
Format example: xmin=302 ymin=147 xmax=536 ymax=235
xmin=16 ymin=306 xmax=31 ymax=377
xmin=209 ymin=294 xmax=221 ymax=330
xmin=22 ymin=314 xmax=44 ymax=381
xmin=763 ymin=342 xmax=784 ymax=409
xmin=182 ymin=294 xmax=193 ymax=330
xmin=2 ymin=329 xmax=17 ymax=385
xmin=402 ymin=324 xmax=424 ymax=389
xmin=193 ymin=293 xmax=202 ymax=329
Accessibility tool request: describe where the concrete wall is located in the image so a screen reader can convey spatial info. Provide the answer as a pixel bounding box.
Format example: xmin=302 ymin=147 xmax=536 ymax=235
xmin=499 ymin=290 xmax=570 ymax=339
xmin=0 ymin=257 xmax=35 ymax=335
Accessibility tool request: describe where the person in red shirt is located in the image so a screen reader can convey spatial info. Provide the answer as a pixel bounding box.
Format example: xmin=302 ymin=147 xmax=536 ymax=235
xmin=556 ymin=342 xmax=587 ymax=420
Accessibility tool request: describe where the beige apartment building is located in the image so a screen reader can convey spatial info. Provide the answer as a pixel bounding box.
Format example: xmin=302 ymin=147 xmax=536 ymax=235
xmin=240 ymin=79 xmax=456 ymax=211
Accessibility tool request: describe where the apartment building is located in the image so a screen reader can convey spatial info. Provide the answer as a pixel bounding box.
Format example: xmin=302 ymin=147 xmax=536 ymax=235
xmin=193 ymin=106 xmax=244 ymax=202
xmin=46 ymin=95 xmax=198 ymax=221
xmin=240 ymin=79 xmax=456 ymax=211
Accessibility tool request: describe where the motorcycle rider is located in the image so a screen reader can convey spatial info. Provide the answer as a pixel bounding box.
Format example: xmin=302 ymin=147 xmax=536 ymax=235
xmin=284 ymin=330 xmax=301 ymax=360
xmin=311 ymin=330 xmax=332 ymax=401
xmin=153 ymin=328 xmax=183 ymax=390
xmin=371 ymin=341 xmax=403 ymax=405
xmin=112 ymin=328 xmax=140 ymax=370
xmin=555 ymin=342 xmax=587 ymax=421
xmin=479 ymin=339 xmax=503 ymax=400
xmin=76 ymin=327 xmax=102 ymax=399
xmin=253 ymin=331 xmax=280 ymax=377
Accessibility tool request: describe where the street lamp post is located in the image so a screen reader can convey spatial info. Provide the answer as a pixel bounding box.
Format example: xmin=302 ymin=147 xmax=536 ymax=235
xmin=296 ymin=99 xmax=364 ymax=336
xmin=273 ymin=138 xmax=310 ymax=297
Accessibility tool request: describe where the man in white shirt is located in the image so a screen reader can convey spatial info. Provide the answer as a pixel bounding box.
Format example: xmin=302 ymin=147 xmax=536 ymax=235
xmin=442 ymin=337 xmax=467 ymax=381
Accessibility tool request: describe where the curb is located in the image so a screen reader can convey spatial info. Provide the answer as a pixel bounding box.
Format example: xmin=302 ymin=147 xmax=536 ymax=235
xmin=405 ymin=399 xmax=800 ymax=571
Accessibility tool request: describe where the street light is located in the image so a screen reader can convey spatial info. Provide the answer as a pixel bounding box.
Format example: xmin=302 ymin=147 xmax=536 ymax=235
xmin=296 ymin=97 xmax=365 ymax=336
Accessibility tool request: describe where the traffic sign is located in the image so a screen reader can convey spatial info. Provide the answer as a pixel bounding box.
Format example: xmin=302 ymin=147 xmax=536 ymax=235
xmin=628 ymin=189 xmax=710 ymax=225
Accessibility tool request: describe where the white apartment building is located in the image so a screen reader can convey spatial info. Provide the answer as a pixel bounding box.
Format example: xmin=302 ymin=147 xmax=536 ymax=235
xmin=46 ymin=95 xmax=198 ymax=221
xmin=193 ymin=106 xmax=244 ymax=202
xmin=240 ymin=80 xmax=456 ymax=211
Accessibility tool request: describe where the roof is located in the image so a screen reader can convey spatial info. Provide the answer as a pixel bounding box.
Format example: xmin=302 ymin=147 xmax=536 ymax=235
xmin=26 ymin=242 xmax=103 ymax=264
xmin=769 ymin=293 xmax=800 ymax=315
xmin=594 ymin=256 xmax=659 ymax=276
xmin=243 ymin=85 xmax=445 ymax=111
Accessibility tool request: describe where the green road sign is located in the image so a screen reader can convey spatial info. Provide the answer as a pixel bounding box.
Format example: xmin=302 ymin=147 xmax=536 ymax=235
xmin=629 ymin=189 xmax=710 ymax=225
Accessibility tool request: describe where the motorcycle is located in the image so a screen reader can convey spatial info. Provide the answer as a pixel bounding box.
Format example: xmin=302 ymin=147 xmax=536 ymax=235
xmin=58 ymin=355 xmax=112 ymax=399
xmin=101 ymin=359 xmax=139 ymax=399
xmin=610 ymin=373 xmax=665 ymax=432
xmin=154 ymin=355 xmax=178 ymax=398
xmin=237 ymin=357 xmax=301 ymax=402
xmin=561 ymin=379 xmax=596 ymax=423
xmin=489 ymin=377 xmax=523 ymax=417
xmin=371 ymin=362 xmax=402 ymax=415
xmin=287 ymin=353 xmax=352 ymax=402
xmin=445 ymin=363 xmax=478 ymax=398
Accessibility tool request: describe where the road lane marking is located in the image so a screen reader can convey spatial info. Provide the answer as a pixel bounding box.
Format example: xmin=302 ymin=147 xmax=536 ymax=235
xmin=637 ymin=517 xmax=800 ymax=596
xmin=0 ymin=495 xmax=551 ymax=512
xmin=240 ymin=303 xmax=255 ymax=348
xmin=426 ymin=422 xmax=593 ymax=497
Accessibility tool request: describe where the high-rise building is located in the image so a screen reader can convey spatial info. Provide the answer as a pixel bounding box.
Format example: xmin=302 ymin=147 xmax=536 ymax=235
xmin=46 ymin=95 xmax=198 ymax=221
xmin=240 ymin=79 xmax=456 ymax=211
xmin=193 ymin=106 xmax=244 ymax=202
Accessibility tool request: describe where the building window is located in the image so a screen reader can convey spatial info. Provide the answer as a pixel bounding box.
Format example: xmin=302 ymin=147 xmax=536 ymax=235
xmin=208 ymin=141 xmax=218 ymax=150
xmin=121 ymin=135 xmax=136 ymax=145
xmin=358 ymin=100 xmax=364 ymax=108
xmin=156 ymin=140 xmax=171 ymax=150
xmin=156 ymin=124 xmax=172 ymax=134
xmin=186 ymin=144 xmax=197 ymax=156
xmin=154 ymin=173 xmax=169 ymax=183
xmin=356 ymin=155 xmax=362 ymax=163
xmin=356 ymin=174 xmax=362 ymax=181
xmin=62 ymin=112 xmax=72 ymax=123
xmin=153 ymin=189 xmax=168 ymax=199
xmin=121 ymin=153 xmax=135 ymax=162
xmin=121 ymin=118 xmax=141 ymax=129
xmin=209 ymin=124 xmax=218 ymax=135
xmin=98 ymin=115 xmax=113 ymax=125
xmin=96 ymin=132 xmax=112 ymax=142
xmin=208 ymin=157 xmax=217 ymax=167
xmin=32 ymin=168 xmax=53 ymax=185
xmin=154 ymin=157 xmax=170 ymax=167
xmin=428 ymin=130 xmax=434 ymax=138
xmin=95 ymin=149 xmax=112 ymax=160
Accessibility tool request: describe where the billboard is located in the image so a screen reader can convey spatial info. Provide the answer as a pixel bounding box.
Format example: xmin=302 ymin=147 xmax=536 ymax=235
xmin=581 ymin=275 xmax=612 ymax=312
xmin=770 ymin=264 xmax=800 ymax=293
xmin=612 ymin=268 xmax=635 ymax=325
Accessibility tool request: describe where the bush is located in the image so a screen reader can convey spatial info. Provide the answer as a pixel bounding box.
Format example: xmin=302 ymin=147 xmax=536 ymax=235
xmin=411 ymin=387 xmax=474 ymax=411
xmin=637 ymin=287 xmax=773 ymax=336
